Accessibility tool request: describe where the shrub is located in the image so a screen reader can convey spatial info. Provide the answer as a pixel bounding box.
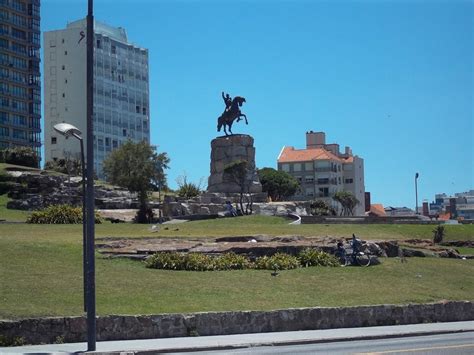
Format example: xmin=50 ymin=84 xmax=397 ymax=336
xmin=214 ymin=252 xmax=252 ymax=270
xmin=184 ymin=253 xmax=216 ymax=271
xmin=0 ymin=335 xmax=26 ymax=347
xmin=27 ymin=205 xmax=103 ymax=224
xmin=255 ymin=253 xmax=300 ymax=270
xmin=0 ymin=147 xmax=39 ymax=168
xmin=44 ymin=158 xmax=82 ymax=176
xmin=145 ymin=252 xmax=186 ymax=270
xmin=298 ymin=248 xmax=339 ymax=267
xmin=176 ymin=175 xmax=202 ymax=199
xmin=433 ymin=225 xmax=445 ymax=244
xmin=0 ymin=171 xmax=15 ymax=194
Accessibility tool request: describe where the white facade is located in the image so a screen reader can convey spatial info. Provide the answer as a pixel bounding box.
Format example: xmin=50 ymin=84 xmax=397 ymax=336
xmin=44 ymin=18 xmax=150 ymax=177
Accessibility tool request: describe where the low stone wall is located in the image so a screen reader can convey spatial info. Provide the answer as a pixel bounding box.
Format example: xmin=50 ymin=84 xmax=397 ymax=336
xmin=301 ymin=216 xmax=440 ymax=225
xmin=1 ymin=301 xmax=472 ymax=345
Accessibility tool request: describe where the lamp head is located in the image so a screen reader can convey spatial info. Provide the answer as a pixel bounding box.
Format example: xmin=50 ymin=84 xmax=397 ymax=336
xmin=53 ymin=123 xmax=82 ymax=139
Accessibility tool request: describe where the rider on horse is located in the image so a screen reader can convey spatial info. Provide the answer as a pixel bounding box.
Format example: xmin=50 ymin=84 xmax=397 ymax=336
xmin=222 ymin=92 xmax=232 ymax=112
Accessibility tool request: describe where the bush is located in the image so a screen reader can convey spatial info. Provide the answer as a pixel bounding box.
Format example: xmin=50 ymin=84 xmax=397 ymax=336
xmin=146 ymin=251 xmax=340 ymax=272
xmin=0 ymin=171 xmax=15 ymax=194
xmin=145 ymin=252 xmax=186 ymax=270
xmin=255 ymin=253 xmax=300 ymax=270
xmin=298 ymin=248 xmax=339 ymax=267
xmin=44 ymin=158 xmax=82 ymax=176
xmin=27 ymin=205 xmax=103 ymax=224
xmin=433 ymin=225 xmax=445 ymax=244
xmin=214 ymin=252 xmax=252 ymax=270
xmin=0 ymin=147 xmax=39 ymax=168
xmin=176 ymin=175 xmax=202 ymax=199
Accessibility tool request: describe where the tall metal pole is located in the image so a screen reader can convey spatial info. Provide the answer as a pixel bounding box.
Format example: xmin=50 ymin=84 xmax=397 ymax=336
xmin=415 ymin=172 xmax=419 ymax=215
xmin=86 ymin=0 xmax=96 ymax=351
xmin=73 ymin=133 xmax=87 ymax=312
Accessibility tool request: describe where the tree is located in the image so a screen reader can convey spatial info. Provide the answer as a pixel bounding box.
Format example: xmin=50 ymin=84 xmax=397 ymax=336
xmin=310 ymin=199 xmax=336 ymax=216
xmin=258 ymin=167 xmax=299 ymax=201
xmin=333 ymin=191 xmax=359 ymax=216
xmin=223 ymin=160 xmax=254 ymax=215
xmin=103 ymin=140 xmax=170 ymax=223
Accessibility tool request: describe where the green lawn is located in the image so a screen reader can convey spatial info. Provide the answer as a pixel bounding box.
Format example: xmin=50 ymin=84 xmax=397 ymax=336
xmin=0 ymin=194 xmax=30 ymax=222
xmin=2 ymin=215 xmax=473 ymax=241
xmin=0 ymin=217 xmax=473 ymax=319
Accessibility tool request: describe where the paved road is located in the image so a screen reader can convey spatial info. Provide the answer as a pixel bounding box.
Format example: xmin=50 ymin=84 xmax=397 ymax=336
xmin=187 ymin=332 xmax=474 ymax=355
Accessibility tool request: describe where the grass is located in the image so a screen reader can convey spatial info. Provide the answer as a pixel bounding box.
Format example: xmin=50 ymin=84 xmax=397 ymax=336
xmin=0 ymin=194 xmax=30 ymax=222
xmin=0 ymin=217 xmax=473 ymax=319
xmin=0 ymin=215 xmax=473 ymax=319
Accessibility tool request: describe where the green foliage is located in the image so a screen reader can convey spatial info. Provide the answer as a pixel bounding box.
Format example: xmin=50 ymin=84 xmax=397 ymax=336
xmin=103 ymin=140 xmax=170 ymax=194
xmin=298 ymin=248 xmax=339 ymax=267
xmin=0 ymin=147 xmax=39 ymax=168
xmin=103 ymin=140 xmax=170 ymax=223
xmin=258 ymin=167 xmax=299 ymax=201
xmin=433 ymin=225 xmax=445 ymax=244
xmin=0 ymin=335 xmax=26 ymax=347
xmin=145 ymin=252 xmax=186 ymax=270
xmin=176 ymin=175 xmax=202 ymax=199
xmin=26 ymin=205 xmax=102 ymax=224
xmin=44 ymin=158 xmax=82 ymax=176
xmin=255 ymin=253 xmax=301 ymax=270
xmin=213 ymin=252 xmax=252 ymax=270
xmin=0 ymin=170 xmax=15 ymax=194
xmin=310 ymin=199 xmax=336 ymax=216
xmin=183 ymin=253 xmax=216 ymax=271
xmin=333 ymin=191 xmax=359 ymax=216
xmin=224 ymin=160 xmax=254 ymax=215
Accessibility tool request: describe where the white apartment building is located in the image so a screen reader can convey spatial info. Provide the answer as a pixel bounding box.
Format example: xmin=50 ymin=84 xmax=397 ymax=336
xmin=44 ymin=18 xmax=150 ymax=177
xmin=277 ymin=131 xmax=365 ymax=216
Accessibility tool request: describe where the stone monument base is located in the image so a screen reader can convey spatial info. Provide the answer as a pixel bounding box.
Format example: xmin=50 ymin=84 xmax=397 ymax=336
xmin=207 ymin=134 xmax=262 ymax=193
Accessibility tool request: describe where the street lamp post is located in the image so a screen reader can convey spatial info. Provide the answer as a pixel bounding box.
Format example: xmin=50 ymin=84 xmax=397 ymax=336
xmin=415 ymin=172 xmax=419 ymax=215
xmin=53 ymin=123 xmax=87 ymax=312
xmin=86 ymin=0 xmax=96 ymax=351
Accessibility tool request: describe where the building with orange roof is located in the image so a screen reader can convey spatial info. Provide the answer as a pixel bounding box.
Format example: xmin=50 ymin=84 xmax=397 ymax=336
xmin=277 ymin=131 xmax=365 ymax=215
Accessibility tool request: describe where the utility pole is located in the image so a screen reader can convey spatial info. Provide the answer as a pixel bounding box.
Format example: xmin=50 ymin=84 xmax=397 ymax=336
xmin=86 ymin=0 xmax=96 ymax=351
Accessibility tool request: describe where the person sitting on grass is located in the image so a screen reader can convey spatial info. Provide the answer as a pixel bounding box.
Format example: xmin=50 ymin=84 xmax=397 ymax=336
xmin=225 ymin=201 xmax=237 ymax=217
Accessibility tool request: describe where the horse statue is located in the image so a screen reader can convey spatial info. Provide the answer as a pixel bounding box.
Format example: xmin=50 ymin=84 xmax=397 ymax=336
xmin=217 ymin=96 xmax=247 ymax=136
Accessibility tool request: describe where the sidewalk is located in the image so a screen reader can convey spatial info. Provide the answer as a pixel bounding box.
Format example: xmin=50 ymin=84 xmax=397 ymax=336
xmin=2 ymin=321 xmax=474 ymax=354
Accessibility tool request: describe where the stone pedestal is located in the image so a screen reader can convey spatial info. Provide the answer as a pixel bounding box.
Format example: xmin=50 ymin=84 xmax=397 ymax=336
xmin=207 ymin=134 xmax=262 ymax=193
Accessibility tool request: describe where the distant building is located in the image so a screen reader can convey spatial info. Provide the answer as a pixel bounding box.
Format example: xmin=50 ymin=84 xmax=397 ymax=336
xmin=0 ymin=0 xmax=42 ymax=164
xmin=384 ymin=206 xmax=416 ymax=216
xmin=428 ymin=190 xmax=474 ymax=220
xmin=43 ymin=18 xmax=150 ymax=178
xmin=277 ymin=131 xmax=365 ymax=215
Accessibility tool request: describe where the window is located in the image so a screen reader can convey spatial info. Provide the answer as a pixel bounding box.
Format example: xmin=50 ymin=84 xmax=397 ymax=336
xmin=122 ymin=129 xmax=127 ymax=137
xmin=0 ymin=24 xmax=9 ymax=35
xmin=343 ymin=164 xmax=353 ymax=171
xmin=64 ymin=51 xmax=67 ymax=55
xmin=142 ymin=107 xmax=147 ymax=115
xmin=135 ymin=105 xmax=140 ymax=113
xmin=96 ymin=39 xmax=101 ymax=49
xmin=305 ymin=175 xmax=314 ymax=183
xmin=0 ymin=111 xmax=9 ymax=124
xmin=317 ymin=178 xmax=329 ymax=185
xmin=11 ymin=28 xmax=26 ymax=40
xmin=0 ymin=127 xmax=9 ymax=137
xmin=12 ymin=114 xmax=26 ymax=126
xmin=62 ymin=93 xmax=65 ymax=98
xmin=12 ymin=129 xmax=26 ymax=140
xmin=0 ymin=38 xmax=8 ymax=49
xmin=305 ymin=162 xmax=313 ymax=171
xmin=51 ymin=137 xmax=57 ymax=144
xmin=293 ymin=163 xmax=301 ymax=172
xmin=61 ymin=65 xmax=65 ymax=70
xmin=281 ymin=163 xmax=290 ymax=172
xmin=111 ymin=45 xmax=116 ymax=54
xmin=319 ymin=187 xmax=329 ymax=197
xmin=345 ymin=178 xmax=354 ymax=184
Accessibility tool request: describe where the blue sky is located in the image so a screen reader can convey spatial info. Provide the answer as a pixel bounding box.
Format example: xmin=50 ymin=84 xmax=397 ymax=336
xmin=41 ymin=0 xmax=473 ymax=208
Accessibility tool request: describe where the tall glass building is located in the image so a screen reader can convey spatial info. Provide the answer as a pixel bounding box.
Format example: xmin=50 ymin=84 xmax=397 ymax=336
xmin=44 ymin=18 xmax=150 ymax=178
xmin=0 ymin=0 xmax=41 ymax=164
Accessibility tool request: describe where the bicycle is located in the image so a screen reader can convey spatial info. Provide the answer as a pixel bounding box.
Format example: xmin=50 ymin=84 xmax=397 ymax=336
xmin=335 ymin=241 xmax=371 ymax=267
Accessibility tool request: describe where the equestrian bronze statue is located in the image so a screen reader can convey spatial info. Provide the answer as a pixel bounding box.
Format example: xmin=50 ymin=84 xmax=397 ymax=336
xmin=217 ymin=91 xmax=247 ymax=136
